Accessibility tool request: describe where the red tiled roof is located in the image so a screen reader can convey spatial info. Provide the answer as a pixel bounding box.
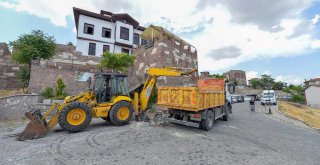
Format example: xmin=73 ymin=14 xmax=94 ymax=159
xmin=306 ymin=78 xmax=320 ymax=82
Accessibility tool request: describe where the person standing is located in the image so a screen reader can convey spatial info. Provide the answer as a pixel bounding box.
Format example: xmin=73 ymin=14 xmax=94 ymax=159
xmin=249 ymin=97 xmax=255 ymax=112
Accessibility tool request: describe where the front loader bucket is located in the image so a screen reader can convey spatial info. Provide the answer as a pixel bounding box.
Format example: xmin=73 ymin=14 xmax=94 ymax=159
xmin=17 ymin=110 xmax=48 ymax=141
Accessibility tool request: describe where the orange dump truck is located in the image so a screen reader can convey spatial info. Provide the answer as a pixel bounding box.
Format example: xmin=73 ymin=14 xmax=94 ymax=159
xmin=157 ymin=78 xmax=232 ymax=130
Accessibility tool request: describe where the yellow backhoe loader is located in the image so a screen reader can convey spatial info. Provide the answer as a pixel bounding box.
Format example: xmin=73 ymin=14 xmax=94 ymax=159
xmin=18 ymin=67 xmax=197 ymax=140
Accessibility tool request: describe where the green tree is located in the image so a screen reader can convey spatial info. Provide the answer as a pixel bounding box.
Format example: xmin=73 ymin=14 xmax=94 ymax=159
xmin=10 ymin=30 xmax=56 ymax=86
xmin=250 ymin=79 xmax=262 ymax=89
xmin=261 ymin=74 xmax=274 ymax=89
xmin=272 ymin=81 xmax=284 ymax=90
xmin=282 ymin=83 xmax=305 ymax=103
xmin=99 ymin=51 xmax=135 ymax=72
xmin=16 ymin=66 xmax=30 ymax=92
xmin=208 ymin=74 xmax=225 ymax=78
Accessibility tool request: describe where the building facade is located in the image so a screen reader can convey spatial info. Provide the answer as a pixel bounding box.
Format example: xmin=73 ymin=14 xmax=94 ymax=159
xmin=305 ymin=86 xmax=320 ymax=109
xmin=73 ymin=7 xmax=145 ymax=56
xmin=223 ymin=70 xmax=247 ymax=86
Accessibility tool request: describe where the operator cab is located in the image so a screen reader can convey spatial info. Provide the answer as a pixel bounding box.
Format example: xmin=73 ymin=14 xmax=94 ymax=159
xmin=93 ymin=73 xmax=129 ymax=103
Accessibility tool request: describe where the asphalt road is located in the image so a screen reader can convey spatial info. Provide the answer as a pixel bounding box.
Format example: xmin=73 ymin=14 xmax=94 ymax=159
xmin=1 ymin=101 xmax=320 ymax=165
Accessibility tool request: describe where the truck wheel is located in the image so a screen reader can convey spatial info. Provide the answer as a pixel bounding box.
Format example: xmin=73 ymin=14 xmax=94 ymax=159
xmin=223 ymin=104 xmax=229 ymax=121
xmin=58 ymin=102 xmax=92 ymax=133
xmin=109 ymin=101 xmax=134 ymax=126
xmin=200 ymin=110 xmax=214 ymax=131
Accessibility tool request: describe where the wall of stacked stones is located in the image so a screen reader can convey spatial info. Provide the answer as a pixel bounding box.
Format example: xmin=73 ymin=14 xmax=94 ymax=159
xmin=0 ymin=43 xmax=24 ymax=89
xmin=128 ymin=38 xmax=198 ymax=89
xmin=0 ymin=94 xmax=42 ymax=121
xmin=29 ymin=44 xmax=101 ymax=95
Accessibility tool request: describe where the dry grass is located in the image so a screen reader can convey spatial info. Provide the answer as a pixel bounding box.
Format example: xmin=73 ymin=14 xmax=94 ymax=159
xmin=0 ymin=89 xmax=26 ymax=97
xmin=278 ymin=101 xmax=320 ymax=129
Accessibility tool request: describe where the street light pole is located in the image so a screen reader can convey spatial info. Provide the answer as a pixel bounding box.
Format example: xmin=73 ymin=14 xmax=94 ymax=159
xmin=268 ymin=75 xmax=272 ymax=114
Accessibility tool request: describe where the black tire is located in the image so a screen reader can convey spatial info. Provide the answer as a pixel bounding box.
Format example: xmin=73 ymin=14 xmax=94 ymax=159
xmin=228 ymin=103 xmax=232 ymax=114
xmin=261 ymin=103 xmax=265 ymax=105
xmin=101 ymin=116 xmax=111 ymax=122
xmin=223 ymin=104 xmax=229 ymax=121
xmin=58 ymin=102 xmax=92 ymax=133
xmin=200 ymin=110 xmax=214 ymax=131
xmin=109 ymin=101 xmax=134 ymax=126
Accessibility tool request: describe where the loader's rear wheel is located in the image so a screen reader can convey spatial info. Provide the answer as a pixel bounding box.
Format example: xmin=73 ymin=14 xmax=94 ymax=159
xmin=200 ymin=110 xmax=214 ymax=131
xmin=109 ymin=101 xmax=133 ymax=126
xmin=58 ymin=102 xmax=92 ymax=133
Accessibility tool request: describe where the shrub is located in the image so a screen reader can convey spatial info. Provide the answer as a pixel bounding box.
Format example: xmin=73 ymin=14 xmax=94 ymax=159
xmin=290 ymin=94 xmax=305 ymax=103
xmin=55 ymin=77 xmax=67 ymax=100
xmin=99 ymin=51 xmax=135 ymax=72
xmin=42 ymin=87 xmax=54 ymax=99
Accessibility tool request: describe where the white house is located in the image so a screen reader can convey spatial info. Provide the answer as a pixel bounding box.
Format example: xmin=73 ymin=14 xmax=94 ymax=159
xmin=73 ymin=7 xmax=146 ymax=56
xmin=305 ymin=86 xmax=320 ymax=109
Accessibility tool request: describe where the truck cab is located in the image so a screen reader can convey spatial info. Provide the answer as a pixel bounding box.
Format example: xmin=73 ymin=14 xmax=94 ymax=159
xmin=261 ymin=90 xmax=277 ymax=105
xmin=93 ymin=73 xmax=130 ymax=103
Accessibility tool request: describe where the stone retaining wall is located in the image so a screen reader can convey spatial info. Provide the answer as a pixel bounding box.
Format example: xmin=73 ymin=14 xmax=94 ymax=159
xmin=0 ymin=94 xmax=43 ymax=121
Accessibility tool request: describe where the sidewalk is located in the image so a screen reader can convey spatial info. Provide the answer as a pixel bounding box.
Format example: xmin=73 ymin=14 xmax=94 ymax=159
xmin=259 ymin=104 xmax=311 ymax=129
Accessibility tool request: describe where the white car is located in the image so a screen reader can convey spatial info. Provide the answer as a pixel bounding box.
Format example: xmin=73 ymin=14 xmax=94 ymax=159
xmin=261 ymin=90 xmax=277 ymax=105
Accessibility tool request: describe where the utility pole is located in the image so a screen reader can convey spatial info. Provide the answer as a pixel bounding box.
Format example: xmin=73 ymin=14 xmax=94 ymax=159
xmin=268 ymin=75 xmax=272 ymax=114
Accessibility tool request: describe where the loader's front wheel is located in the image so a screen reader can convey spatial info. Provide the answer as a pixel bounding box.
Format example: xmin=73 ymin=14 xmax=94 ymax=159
xmin=109 ymin=101 xmax=133 ymax=126
xmin=58 ymin=102 xmax=92 ymax=133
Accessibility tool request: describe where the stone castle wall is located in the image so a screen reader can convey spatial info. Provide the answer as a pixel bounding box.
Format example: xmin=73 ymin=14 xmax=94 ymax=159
xmin=0 ymin=43 xmax=24 ymax=89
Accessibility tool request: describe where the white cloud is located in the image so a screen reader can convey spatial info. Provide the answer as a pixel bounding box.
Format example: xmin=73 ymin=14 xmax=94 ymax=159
xmin=311 ymin=40 xmax=320 ymax=49
xmin=311 ymin=14 xmax=320 ymax=24
xmin=1 ymin=0 xmax=319 ymax=73
xmin=246 ymin=71 xmax=258 ymax=84
xmin=73 ymin=27 xmax=77 ymax=34
xmin=263 ymin=70 xmax=272 ymax=75
xmin=0 ymin=1 xmax=16 ymax=9
xmin=275 ymin=75 xmax=305 ymax=85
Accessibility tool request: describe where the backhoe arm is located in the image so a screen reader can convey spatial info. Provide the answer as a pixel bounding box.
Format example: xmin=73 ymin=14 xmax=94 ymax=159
xmin=136 ymin=67 xmax=197 ymax=114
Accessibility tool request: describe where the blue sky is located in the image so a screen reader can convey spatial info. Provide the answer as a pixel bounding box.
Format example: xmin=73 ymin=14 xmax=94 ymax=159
xmin=0 ymin=0 xmax=319 ymax=85
xmin=0 ymin=6 xmax=76 ymax=44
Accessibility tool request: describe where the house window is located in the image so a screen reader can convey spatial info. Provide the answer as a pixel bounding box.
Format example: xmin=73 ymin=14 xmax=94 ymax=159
xmin=120 ymin=27 xmax=129 ymax=40
xmin=121 ymin=48 xmax=130 ymax=54
xmin=103 ymin=45 xmax=110 ymax=53
xmin=88 ymin=43 xmax=96 ymax=56
xmin=133 ymin=33 xmax=139 ymax=45
xmin=84 ymin=23 xmax=94 ymax=35
xmin=102 ymin=28 xmax=111 ymax=38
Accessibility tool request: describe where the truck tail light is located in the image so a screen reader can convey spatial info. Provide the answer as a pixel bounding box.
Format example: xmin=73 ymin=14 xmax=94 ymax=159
xmin=191 ymin=113 xmax=201 ymax=118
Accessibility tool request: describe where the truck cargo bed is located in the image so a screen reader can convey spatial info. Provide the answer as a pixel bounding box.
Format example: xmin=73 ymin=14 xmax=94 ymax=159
xmin=157 ymin=79 xmax=225 ymax=111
